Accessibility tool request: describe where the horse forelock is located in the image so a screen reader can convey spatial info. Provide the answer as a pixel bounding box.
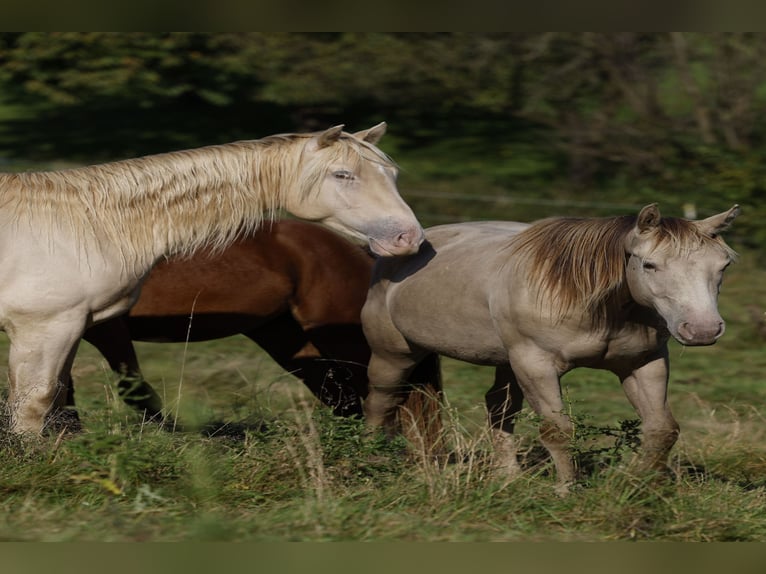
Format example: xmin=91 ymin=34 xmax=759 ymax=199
xmin=643 ymin=216 xmax=738 ymax=262
xmin=297 ymin=133 xmax=397 ymax=201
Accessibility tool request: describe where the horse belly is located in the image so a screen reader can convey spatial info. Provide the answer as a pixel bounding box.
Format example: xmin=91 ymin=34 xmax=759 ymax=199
xmin=125 ymin=313 xmax=269 ymax=342
xmin=128 ymin=255 xmax=292 ymax=336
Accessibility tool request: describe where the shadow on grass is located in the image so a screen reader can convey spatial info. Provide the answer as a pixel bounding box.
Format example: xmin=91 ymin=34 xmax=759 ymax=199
xmin=197 ymin=418 xmax=271 ymax=440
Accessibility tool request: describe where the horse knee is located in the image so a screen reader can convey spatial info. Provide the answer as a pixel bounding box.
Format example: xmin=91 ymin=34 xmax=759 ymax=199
xmin=539 ymin=418 xmax=573 ymax=447
xmin=538 ymin=419 xmax=574 ymax=462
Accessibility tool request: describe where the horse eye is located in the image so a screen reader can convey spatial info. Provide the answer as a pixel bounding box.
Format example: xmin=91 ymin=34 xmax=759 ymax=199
xmin=333 ymin=170 xmax=354 ymax=180
xmin=642 ymin=261 xmax=656 ymax=271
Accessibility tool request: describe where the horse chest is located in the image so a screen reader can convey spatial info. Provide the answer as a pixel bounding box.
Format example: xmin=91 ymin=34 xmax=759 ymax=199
xmin=564 ymin=326 xmax=666 ymax=369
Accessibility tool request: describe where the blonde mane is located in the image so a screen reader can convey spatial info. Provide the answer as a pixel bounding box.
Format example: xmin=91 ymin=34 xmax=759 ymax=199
xmin=509 ymin=213 xmax=737 ymax=323
xmin=0 ymin=132 xmax=392 ymax=274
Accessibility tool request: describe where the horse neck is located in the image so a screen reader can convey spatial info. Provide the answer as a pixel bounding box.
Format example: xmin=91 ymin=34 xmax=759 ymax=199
xmin=124 ymin=141 xmax=302 ymax=260
xmin=8 ymin=140 xmax=305 ymax=276
xmin=512 ymin=216 xmax=636 ymax=329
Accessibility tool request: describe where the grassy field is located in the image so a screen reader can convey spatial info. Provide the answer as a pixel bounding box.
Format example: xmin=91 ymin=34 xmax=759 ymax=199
xmin=0 ymin=243 xmax=765 ymax=542
xmin=0 ymin=149 xmax=765 ymax=541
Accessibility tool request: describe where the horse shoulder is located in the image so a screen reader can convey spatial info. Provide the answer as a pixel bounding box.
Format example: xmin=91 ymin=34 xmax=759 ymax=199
xmin=272 ymin=221 xmax=373 ymax=325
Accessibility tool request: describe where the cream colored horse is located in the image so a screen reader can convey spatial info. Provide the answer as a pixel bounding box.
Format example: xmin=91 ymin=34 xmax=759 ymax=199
xmin=361 ymin=205 xmax=739 ymax=492
xmin=0 ymin=123 xmax=424 ymax=434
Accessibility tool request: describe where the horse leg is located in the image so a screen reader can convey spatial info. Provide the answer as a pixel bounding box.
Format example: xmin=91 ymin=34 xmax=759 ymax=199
xmin=619 ymin=351 xmax=679 ymax=474
xmin=83 ymin=316 xmax=163 ymax=420
xmin=245 ymin=315 xmax=365 ymax=417
xmin=364 ymin=351 xmax=420 ymax=436
xmin=6 ymin=315 xmax=87 ymax=435
xmin=398 ymin=353 xmax=444 ymax=454
xmin=507 ymin=348 xmax=575 ymax=493
xmin=300 ymin=323 xmax=370 ymax=417
xmin=485 ymin=365 xmax=525 ymax=477
xmin=60 ymin=366 xmax=82 ymax=433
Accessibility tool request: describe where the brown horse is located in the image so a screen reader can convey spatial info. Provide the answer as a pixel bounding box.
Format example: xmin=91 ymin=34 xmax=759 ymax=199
xmin=362 ymin=205 xmax=739 ymax=492
xmin=76 ymin=220 xmax=441 ymax=432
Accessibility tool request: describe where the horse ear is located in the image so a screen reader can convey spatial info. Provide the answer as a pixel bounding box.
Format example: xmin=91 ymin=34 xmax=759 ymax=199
xmin=636 ymin=203 xmax=661 ymax=233
xmin=353 ymin=122 xmax=387 ymax=144
xmin=696 ymin=204 xmax=740 ymax=236
xmin=313 ymin=125 xmax=345 ymax=149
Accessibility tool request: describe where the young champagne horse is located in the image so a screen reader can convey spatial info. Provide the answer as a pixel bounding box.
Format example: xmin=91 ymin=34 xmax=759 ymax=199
xmin=0 ymin=123 xmax=425 ymax=435
xmin=76 ymin=220 xmax=441 ymax=425
xmin=362 ymin=204 xmax=739 ymax=492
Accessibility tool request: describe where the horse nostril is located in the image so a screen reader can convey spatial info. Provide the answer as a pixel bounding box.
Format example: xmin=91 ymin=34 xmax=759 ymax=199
xmin=396 ymin=231 xmax=413 ymax=246
xmin=677 ymin=321 xmax=694 ymax=341
xmin=715 ymin=321 xmax=725 ymax=339
xmin=395 ymin=227 xmax=424 ymax=247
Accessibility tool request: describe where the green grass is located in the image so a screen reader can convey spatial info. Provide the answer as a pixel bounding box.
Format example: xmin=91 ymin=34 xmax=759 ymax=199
xmin=2 ymin=393 xmax=765 ymax=541
xmin=1 ymin=250 xmax=765 ymax=541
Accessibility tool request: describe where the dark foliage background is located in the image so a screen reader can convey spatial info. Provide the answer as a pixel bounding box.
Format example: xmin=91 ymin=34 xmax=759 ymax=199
xmin=0 ymin=33 xmax=761 ymax=251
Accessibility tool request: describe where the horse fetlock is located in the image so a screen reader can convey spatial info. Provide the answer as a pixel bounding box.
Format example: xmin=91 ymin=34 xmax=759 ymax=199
xmin=537 ymin=420 xmax=578 ymax=485
xmin=554 ymin=480 xmax=578 ymax=497
xmin=9 ymin=382 xmax=68 ymax=435
xmin=490 ymin=429 xmax=522 ymax=478
xmin=118 ymin=377 xmax=164 ymax=418
xmin=9 ymin=408 xmax=47 ymax=435
xmin=638 ymin=428 xmax=679 ymax=470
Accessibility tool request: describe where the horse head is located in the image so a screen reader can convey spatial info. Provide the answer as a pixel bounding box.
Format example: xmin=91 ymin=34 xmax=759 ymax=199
xmin=625 ymin=203 xmax=739 ymax=346
xmin=285 ymin=123 xmax=424 ymax=256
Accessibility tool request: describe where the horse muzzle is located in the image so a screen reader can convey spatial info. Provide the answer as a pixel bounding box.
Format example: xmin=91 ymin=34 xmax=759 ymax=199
xmin=369 ymin=226 xmax=426 ymax=257
xmin=674 ymin=319 xmax=726 ymax=346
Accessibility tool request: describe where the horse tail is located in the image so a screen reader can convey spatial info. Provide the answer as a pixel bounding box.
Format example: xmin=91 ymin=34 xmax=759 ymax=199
xmin=399 ymin=353 xmax=445 ymax=459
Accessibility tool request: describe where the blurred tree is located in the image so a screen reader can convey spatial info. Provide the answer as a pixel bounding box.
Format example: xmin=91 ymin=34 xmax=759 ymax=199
xmin=0 ymin=33 xmax=763 ymax=250
xmin=0 ymin=33 xmax=527 ymax=131
xmin=0 ymin=32 xmax=261 ymax=107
